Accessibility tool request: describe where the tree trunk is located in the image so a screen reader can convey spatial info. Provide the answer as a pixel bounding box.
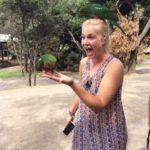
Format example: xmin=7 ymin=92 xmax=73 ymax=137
xmin=28 ymin=72 xmax=32 ymax=86
xmin=24 ymin=54 xmax=28 ymax=72
xmin=127 ymin=50 xmax=137 ymax=73
xmin=28 ymin=59 xmax=32 ymax=86
xmin=139 ymin=18 xmax=150 ymax=42
xmin=1 ymin=46 xmax=4 ymax=62
xmin=127 ymin=18 xmax=150 ymax=73
xmin=12 ymin=41 xmax=25 ymax=76
xmin=33 ymin=50 xmax=37 ymax=86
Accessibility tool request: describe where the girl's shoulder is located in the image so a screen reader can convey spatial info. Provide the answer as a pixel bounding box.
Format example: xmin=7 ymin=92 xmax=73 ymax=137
xmin=79 ymin=57 xmax=88 ymax=75
xmin=80 ymin=57 xmax=88 ymax=69
xmin=105 ymin=56 xmax=124 ymax=74
xmin=80 ymin=57 xmax=88 ymax=65
xmin=109 ymin=56 xmax=124 ymax=68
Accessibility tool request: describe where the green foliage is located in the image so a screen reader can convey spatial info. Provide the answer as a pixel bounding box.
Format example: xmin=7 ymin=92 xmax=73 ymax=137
xmin=136 ymin=0 xmax=150 ymax=20
xmin=136 ymin=3 xmax=145 ymax=19
xmin=144 ymin=54 xmax=150 ymax=59
xmin=1 ymin=0 xmax=149 ymax=72
xmin=65 ymin=51 xmax=81 ymax=71
xmin=57 ymin=47 xmax=82 ymax=72
xmin=0 ymin=0 xmax=86 ymax=72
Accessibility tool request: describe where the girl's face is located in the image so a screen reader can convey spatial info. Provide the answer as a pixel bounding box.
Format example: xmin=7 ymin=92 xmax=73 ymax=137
xmin=81 ymin=25 xmax=105 ymax=58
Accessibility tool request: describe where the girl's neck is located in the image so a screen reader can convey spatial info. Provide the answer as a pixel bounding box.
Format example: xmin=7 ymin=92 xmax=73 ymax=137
xmin=88 ymin=52 xmax=110 ymax=79
xmin=91 ymin=51 xmax=109 ymax=66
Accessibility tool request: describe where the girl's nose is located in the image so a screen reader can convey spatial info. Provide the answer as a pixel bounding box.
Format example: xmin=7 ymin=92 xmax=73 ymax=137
xmin=82 ymin=38 xmax=89 ymax=45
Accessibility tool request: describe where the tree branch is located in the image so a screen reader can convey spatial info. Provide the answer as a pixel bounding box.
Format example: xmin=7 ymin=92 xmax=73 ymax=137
xmin=116 ymin=0 xmax=122 ymax=16
xmin=68 ymin=30 xmax=83 ymax=51
xmin=139 ymin=18 xmax=150 ymax=42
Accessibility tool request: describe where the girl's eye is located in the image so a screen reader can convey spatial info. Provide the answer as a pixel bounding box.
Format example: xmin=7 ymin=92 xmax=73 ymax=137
xmin=88 ymin=36 xmax=94 ymax=39
xmin=89 ymin=36 xmax=94 ymax=39
xmin=81 ymin=35 xmax=95 ymax=40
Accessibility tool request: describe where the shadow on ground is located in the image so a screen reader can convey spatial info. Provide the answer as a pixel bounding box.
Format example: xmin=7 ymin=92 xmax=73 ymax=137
xmin=136 ymin=68 xmax=150 ymax=74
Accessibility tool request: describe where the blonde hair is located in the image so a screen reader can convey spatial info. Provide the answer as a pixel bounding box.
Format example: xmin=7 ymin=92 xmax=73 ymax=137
xmin=82 ymin=18 xmax=110 ymax=51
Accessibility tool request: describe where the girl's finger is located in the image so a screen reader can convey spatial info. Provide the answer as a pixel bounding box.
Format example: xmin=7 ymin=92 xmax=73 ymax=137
xmin=53 ymin=71 xmax=61 ymax=77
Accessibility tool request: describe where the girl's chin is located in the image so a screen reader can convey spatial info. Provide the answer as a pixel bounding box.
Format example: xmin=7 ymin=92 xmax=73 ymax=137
xmin=86 ymin=52 xmax=94 ymax=58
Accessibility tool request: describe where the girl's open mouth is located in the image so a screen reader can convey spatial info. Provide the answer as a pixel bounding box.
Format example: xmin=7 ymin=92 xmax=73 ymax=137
xmin=85 ymin=48 xmax=94 ymax=57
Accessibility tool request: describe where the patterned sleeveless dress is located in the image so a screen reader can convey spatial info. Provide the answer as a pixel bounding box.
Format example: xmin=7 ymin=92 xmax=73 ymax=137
xmin=71 ymin=55 xmax=127 ymax=150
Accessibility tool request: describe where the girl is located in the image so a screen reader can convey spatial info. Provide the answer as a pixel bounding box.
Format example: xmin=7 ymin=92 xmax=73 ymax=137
xmin=43 ymin=18 xmax=128 ymax=150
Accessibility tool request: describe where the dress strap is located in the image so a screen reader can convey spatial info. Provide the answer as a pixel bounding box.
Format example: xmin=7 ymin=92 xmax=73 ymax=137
xmin=97 ymin=54 xmax=114 ymax=78
xmin=86 ymin=58 xmax=90 ymax=70
xmin=83 ymin=58 xmax=90 ymax=75
xmin=82 ymin=55 xmax=114 ymax=80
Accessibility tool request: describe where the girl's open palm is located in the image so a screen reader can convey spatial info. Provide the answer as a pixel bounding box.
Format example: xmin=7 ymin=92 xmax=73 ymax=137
xmin=42 ymin=70 xmax=74 ymax=86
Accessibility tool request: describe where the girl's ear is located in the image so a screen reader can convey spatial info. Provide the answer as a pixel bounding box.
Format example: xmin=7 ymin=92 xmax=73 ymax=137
xmin=100 ymin=36 xmax=106 ymax=47
xmin=103 ymin=34 xmax=107 ymax=43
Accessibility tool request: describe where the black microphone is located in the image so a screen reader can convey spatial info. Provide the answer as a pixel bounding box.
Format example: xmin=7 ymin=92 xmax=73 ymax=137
xmin=86 ymin=80 xmax=92 ymax=89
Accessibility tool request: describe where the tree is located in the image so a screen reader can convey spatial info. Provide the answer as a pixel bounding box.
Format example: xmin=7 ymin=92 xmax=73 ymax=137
xmin=110 ymin=0 xmax=150 ymax=72
xmin=0 ymin=0 xmax=61 ymax=85
xmin=0 ymin=0 xmax=87 ymax=85
xmin=88 ymin=0 xmax=150 ymax=72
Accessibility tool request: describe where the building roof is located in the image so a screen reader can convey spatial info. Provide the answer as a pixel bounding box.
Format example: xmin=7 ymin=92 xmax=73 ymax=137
xmin=144 ymin=47 xmax=150 ymax=54
xmin=0 ymin=34 xmax=11 ymax=42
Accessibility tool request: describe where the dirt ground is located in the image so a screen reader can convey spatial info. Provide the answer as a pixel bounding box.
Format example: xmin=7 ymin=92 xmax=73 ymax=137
xmin=0 ymin=61 xmax=150 ymax=150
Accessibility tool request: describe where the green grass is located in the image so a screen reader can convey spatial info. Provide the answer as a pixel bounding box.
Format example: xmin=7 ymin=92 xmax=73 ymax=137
xmin=0 ymin=70 xmax=23 ymax=78
xmin=144 ymin=54 xmax=150 ymax=59
xmin=0 ymin=70 xmax=41 ymax=79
